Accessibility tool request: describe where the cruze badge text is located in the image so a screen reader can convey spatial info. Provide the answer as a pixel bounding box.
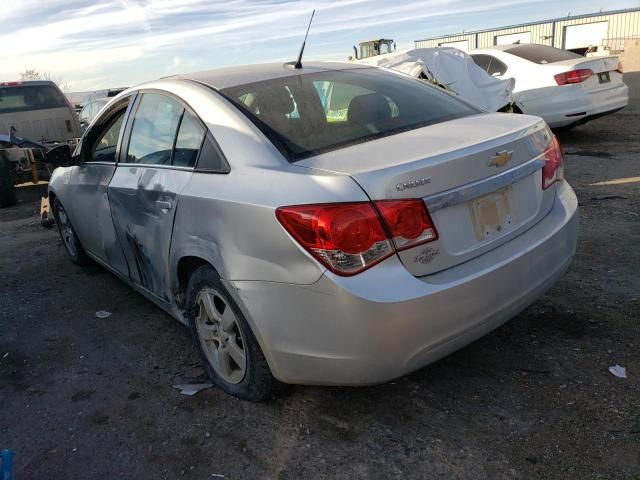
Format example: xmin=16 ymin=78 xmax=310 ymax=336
xmin=396 ymin=177 xmax=432 ymax=191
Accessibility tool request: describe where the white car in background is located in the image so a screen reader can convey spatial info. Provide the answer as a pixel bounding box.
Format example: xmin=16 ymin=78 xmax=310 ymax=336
xmin=470 ymin=44 xmax=628 ymax=128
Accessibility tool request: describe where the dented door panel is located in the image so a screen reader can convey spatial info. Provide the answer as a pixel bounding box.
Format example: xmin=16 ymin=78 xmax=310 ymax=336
xmin=108 ymin=165 xmax=193 ymax=301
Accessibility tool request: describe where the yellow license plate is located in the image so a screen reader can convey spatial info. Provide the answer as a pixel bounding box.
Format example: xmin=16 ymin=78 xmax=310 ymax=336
xmin=469 ymin=186 xmax=513 ymax=241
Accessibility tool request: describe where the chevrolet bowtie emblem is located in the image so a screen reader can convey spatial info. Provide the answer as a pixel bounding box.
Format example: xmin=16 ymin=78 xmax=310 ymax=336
xmin=489 ymin=150 xmax=513 ymax=168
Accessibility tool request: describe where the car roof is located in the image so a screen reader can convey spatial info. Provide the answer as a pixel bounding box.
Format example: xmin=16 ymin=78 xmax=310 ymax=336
xmin=170 ymin=61 xmax=370 ymax=90
xmin=0 ymin=80 xmax=57 ymax=87
xmin=472 ymin=43 xmax=558 ymax=53
xmin=473 ymin=45 xmax=515 ymax=52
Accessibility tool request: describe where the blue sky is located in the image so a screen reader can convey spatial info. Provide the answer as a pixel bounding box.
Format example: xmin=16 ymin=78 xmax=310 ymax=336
xmin=0 ymin=0 xmax=637 ymax=91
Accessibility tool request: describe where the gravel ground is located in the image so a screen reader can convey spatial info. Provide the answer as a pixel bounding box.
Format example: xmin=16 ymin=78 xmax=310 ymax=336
xmin=1 ymin=110 xmax=638 ymax=480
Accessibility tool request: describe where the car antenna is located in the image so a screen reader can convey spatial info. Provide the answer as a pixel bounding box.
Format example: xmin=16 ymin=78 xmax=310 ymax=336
xmin=292 ymin=9 xmax=315 ymax=69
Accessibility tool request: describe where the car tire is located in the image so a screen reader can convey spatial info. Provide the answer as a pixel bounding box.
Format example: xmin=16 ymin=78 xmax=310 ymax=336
xmin=52 ymin=198 xmax=89 ymax=265
xmin=186 ymin=264 xmax=281 ymax=401
xmin=0 ymin=153 xmax=17 ymax=208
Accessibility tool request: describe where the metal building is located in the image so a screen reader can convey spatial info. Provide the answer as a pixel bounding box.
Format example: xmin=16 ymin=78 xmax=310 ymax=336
xmin=415 ymin=7 xmax=640 ymax=55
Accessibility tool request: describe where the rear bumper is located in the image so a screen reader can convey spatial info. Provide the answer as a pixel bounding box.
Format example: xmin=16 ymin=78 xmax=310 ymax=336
xmin=517 ymin=83 xmax=628 ymax=128
xmin=229 ymin=182 xmax=579 ymax=385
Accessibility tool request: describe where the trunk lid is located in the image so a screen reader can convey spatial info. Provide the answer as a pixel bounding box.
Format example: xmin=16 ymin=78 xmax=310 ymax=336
xmin=297 ymin=113 xmax=556 ymax=276
xmin=545 ymin=55 xmax=623 ymax=93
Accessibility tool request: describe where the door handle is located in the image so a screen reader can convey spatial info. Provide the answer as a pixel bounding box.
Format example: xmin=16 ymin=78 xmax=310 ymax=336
xmin=155 ymin=200 xmax=173 ymax=211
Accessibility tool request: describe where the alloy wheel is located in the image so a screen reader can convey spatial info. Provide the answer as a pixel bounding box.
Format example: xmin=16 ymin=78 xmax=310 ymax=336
xmin=56 ymin=204 xmax=77 ymax=258
xmin=195 ymin=288 xmax=247 ymax=384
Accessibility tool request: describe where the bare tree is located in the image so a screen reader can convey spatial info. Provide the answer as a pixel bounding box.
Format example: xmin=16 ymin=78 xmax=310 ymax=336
xmin=19 ymin=68 xmax=71 ymax=92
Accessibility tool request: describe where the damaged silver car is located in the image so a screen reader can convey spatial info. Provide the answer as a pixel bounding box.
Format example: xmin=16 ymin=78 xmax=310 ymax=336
xmin=48 ymin=62 xmax=578 ymax=400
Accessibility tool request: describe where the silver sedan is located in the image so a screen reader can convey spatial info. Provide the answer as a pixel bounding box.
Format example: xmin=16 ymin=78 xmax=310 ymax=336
xmin=48 ymin=62 xmax=578 ymax=400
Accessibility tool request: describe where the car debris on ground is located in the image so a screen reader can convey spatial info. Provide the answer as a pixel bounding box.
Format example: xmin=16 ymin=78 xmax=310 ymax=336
xmin=608 ymin=364 xmax=627 ymax=378
xmin=172 ymin=384 xmax=214 ymax=396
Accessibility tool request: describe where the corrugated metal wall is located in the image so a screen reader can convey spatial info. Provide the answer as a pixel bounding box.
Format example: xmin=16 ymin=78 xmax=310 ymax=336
xmin=477 ymin=23 xmax=553 ymax=48
xmin=415 ymin=8 xmax=640 ymax=50
xmin=553 ymin=10 xmax=640 ymax=49
xmin=416 ymin=34 xmax=474 ymax=49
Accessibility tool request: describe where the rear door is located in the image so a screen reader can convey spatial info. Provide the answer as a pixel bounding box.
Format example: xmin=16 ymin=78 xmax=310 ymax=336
xmin=108 ymin=92 xmax=206 ymax=301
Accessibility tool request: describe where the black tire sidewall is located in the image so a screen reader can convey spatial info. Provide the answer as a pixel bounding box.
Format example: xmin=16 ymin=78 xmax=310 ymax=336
xmin=53 ymin=198 xmax=88 ymax=265
xmin=0 ymin=154 xmax=17 ymax=208
xmin=186 ymin=265 xmax=277 ymax=401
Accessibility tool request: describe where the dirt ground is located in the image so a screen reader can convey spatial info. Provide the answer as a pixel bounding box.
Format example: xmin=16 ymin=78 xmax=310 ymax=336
xmin=1 ymin=110 xmax=638 ymax=480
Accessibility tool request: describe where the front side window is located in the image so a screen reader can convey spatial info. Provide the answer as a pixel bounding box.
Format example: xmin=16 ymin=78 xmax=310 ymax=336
xmin=126 ymin=93 xmax=183 ymax=165
xmin=87 ymin=109 xmax=126 ymax=163
xmin=221 ymin=68 xmax=479 ymax=161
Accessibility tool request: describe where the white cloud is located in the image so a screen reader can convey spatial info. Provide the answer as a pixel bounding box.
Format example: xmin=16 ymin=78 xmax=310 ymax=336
xmin=0 ymin=0 xmax=557 ymax=90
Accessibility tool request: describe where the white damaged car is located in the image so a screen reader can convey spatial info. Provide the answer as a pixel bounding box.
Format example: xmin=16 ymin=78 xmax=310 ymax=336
xmin=471 ymin=43 xmax=628 ymax=128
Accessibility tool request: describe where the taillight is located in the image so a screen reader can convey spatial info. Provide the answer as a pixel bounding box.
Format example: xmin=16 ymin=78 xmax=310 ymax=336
xmin=542 ymin=135 xmax=564 ymax=190
xmin=374 ymin=200 xmax=438 ymax=250
xmin=554 ymin=69 xmax=593 ymax=86
xmin=276 ymin=200 xmax=438 ymax=275
xmin=276 ymin=203 xmax=394 ymax=275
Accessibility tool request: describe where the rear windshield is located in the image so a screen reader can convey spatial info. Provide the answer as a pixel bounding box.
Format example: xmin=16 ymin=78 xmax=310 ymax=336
xmin=220 ymin=68 xmax=480 ymax=161
xmin=0 ymin=85 xmax=67 ymax=114
xmin=504 ymin=44 xmax=583 ymax=64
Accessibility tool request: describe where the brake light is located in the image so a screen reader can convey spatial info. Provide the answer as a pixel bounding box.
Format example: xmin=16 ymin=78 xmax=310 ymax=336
xmin=554 ymin=69 xmax=593 ymax=86
xmin=542 ymin=135 xmax=564 ymax=190
xmin=276 ymin=200 xmax=438 ymax=275
xmin=0 ymin=81 xmax=22 ymax=87
xmin=374 ymin=200 xmax=438 ymax=250
xmin=276 ymin=203 xmax=393 ymax=275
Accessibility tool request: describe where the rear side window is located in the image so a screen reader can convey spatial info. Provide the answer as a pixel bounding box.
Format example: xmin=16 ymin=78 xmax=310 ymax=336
xmin=126 ymin=93 xmax=182 ymax=165
xmin=471 ymin=54 xmax=508 ymax=76
xmin=504 ymin=44 xmax=582 ymax=64
xmin=0 ymin=85 xmax=67 ymax=114
xmin=221 ymin=68 xmax=479 ymax=161
xmin=174 ymin=110 xmax=205 ymax=167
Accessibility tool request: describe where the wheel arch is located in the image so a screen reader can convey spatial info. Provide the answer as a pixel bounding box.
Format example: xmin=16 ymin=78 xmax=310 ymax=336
xmin=177 ymin=255 xmax=212 ymax=295
xmin=174 ymin=254 xmax=278 ymax=379
xmin=47 ymin=189 xmax=57 ymax=206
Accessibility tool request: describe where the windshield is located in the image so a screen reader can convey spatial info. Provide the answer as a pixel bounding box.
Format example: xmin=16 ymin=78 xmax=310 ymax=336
xmin=0 ymin=85 xmax=67 ymax=114
xmin=504 ymin=44 xmax=583 ymax=64
xmin=220 ymin=68 xmax=480 ymax=161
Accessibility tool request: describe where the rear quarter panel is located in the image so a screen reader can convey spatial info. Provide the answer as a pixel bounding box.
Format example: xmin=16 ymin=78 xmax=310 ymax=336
xmin=169 ymin=165 xmax=369 ymax=287
xmin=158 ymin=79 xmax=370 ymax=288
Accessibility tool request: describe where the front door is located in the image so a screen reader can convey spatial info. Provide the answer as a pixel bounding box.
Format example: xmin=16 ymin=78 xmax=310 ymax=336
xmin=108 ymin=92 xmax=205 ymax=301
xmin=64 ymin=97 xmax=133 ymax=276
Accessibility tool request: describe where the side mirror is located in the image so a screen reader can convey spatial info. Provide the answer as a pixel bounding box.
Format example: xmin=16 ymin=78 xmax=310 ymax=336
xmin=45 ymin=144 xmax=72 ymax=166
